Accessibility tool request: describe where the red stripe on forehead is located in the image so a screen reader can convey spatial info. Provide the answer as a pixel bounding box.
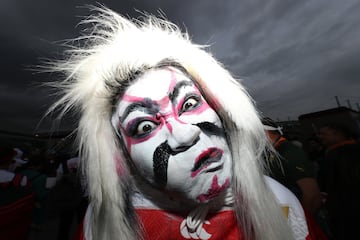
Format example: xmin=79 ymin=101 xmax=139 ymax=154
xmin=121 ymin=90 xmax=170 ymax=106
xmin=168 ymin=68 xmax=178 ymax=93
xmin=157 ymin=95 xmax=170 ymax=108
xmin=121 ymin=94 xmax=145 ymax=102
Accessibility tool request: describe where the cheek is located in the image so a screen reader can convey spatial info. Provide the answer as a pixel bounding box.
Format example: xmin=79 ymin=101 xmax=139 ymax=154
xmin=168 ymin=157 xmax=193 ymax=174
xmin=129 ymin=143 xmax=155 ymax=177
xmin=166 ymin=161 xmax=194 ymax=189
xmin=126 ymin=130 xmax=167 ymax=174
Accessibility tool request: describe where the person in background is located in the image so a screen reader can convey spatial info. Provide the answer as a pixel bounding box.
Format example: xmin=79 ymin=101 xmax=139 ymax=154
xmin=262 ymin=117 xmax=322 ymax=216
xmin=303 ymin=137 xmax=325 ymax=177
xmin=0 ymin=146 xmax=28 ymax=186
xmin=56 ymin=154 xmax=88 ymax=220
xmin=8 ymin=147 xmax=28 ymax=172
xmin=317 ymin=123 xmax=360 ymax=240
xmin=20 ymin=148 xmax=48 ymax=231
xmin=55 ymin=154 xmax=88 ymax=240
xmin=56 ymin=155 xmax=79 ymax=181
xmin=0 ymin=145 xmax=35 ymax=240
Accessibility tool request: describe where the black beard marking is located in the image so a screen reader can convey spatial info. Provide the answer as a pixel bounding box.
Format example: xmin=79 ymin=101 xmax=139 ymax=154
xmin=195 ymin=122 xmax=225 ymax=137
xmin=153 ymin=141 xmax=171 ymax=188
xmin=152 ymin=122 xmax=223 ymax=188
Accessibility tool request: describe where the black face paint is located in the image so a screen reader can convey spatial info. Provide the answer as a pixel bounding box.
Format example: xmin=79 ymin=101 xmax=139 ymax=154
xmin=120 ymin=98 xmax=160 ymax=124
xmin=153 ymin=141 xmax=172 ymax=187
xmin=195 ymin=122 xmax=225 ymax=137
xmin=152 ymin=123 xmax=223 ymax=188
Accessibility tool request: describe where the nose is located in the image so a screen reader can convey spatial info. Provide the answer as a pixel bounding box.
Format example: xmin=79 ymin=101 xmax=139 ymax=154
xmin=166 ymin=120 xmax=201 ymax=152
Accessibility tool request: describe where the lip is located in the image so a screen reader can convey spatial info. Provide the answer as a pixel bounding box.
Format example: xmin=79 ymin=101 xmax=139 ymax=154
xmin=191 ymin=148 xmax=223 ymax=177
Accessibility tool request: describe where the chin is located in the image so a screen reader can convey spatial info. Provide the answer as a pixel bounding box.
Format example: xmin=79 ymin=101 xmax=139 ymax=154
xmin=191 ymin=172 xmax=232 ymax=204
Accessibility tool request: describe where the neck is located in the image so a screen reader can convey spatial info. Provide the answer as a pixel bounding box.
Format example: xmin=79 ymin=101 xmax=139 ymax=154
xmin=272 ymin=136 xmax=286 ymax=149
xmin=132 ymin=179 xmax=232 ymax=213
xmin=327 ymin=138 xmax=357 ymax=151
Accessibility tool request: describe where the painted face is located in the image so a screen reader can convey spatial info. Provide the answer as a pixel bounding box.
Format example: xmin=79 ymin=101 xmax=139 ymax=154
xmin=111 ymin=67 xmax=232 ymax=203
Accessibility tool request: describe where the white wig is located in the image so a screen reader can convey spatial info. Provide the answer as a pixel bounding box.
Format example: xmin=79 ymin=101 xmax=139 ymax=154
xmin=47 ymin=6 xmax=293 ymax=240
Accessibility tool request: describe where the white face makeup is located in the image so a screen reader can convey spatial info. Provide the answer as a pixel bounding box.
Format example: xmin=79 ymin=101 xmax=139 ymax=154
xmin=111 ymin=67 xmax=232 ymax=203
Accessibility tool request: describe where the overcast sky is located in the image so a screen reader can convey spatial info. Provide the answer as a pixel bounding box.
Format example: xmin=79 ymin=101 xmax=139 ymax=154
xmin=1 ymin=0 xmax=360 ymax=134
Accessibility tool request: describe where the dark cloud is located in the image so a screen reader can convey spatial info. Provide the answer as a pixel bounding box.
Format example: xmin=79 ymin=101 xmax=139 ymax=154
xmin=215 ymin=0 xmax=360 ymax=120
xmin=1 ymin=0 xmax=360 ymax=134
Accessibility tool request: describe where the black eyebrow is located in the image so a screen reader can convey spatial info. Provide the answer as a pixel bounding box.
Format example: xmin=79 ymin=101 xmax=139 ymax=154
xmin=168 ymin=80 xmax=193 ymax=102
xmin=120 ymin=98 xmax=160 ymax=123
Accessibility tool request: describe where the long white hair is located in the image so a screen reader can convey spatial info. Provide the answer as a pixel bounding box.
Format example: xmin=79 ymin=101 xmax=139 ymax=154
xmin=46 ymin=6 xmax=293 ymax=240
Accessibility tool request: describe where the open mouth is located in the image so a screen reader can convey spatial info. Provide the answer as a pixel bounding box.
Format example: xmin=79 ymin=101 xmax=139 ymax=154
xmin=191 ymin=148 xmax=223 ymax=177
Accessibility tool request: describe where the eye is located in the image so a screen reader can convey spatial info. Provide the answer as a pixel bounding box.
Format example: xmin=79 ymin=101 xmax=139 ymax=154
xmin=181 ymin=96 xmax=200 ymax=112
xmin=136 ymin=121 xmax=157 ymax=135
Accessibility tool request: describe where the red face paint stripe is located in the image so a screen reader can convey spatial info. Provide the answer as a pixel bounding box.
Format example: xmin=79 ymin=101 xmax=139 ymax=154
xmin=125 ymin=116 xmax=159 ymax=135
xmin=128 ymin=125 xmax=164 ymax=145
xmin=122 ymin=94 xmax=145 ymax=102
xmin=168 ymin=68 xmax=178 ymax=93
xmin=157 ymin=95 xmax=171 ymax=109
xmin=181 ymin=102 xmax=210 ymax=116
xmin=197 ymin=176 xmax=230 ymax=203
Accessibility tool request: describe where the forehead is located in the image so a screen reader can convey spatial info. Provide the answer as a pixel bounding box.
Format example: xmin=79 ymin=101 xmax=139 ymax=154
xmin=123 ymin=67 xmax=193 ymax=100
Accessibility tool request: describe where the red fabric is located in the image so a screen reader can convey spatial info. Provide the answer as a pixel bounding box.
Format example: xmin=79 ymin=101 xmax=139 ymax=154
xmin=0 ymin=192 xmax=35 ymax=240
xmin=137 ymin=209 xmax=243 ymax=240
xmin=74 ymin=208 xmax=320 ymax=240
xmin=0 ymin=173 xmax=29 ymax=188
xmin=0 ymin=173 xmax=34 ymax=240
xmin=304 ymin=209 xmax=328 ymax=240
xmin=73 ymin=220 xmax=85 ymax=240
xmin=12 ymin=173 xmax=24 ymax=186
xmin=73 ymin=209 xmax=243 ymax=240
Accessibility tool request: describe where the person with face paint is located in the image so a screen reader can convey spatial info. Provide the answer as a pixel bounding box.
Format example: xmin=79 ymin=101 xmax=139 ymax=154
xmin=45 ymin=6 xmax=317 ymax=240
xmin=111 ymin=66 xmax=233 ymax=205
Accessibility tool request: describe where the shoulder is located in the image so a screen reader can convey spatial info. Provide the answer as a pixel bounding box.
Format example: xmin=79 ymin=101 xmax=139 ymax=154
xmin=278 ymin=141 xmax=305 ymax=155
xmin=265 ymin=176 xmax=303 ymax=208
xmin=0 ymin=169 xmax=15 ymax=183
xmin=0 ymin=171 xmax=29 ymax=187
xmin=327 ymin=143 xmax=360 ymax=162
xmin=265 ymin=176 xmax=309 ymax=240
xmin=279 ymin=141 xmax=313 ymax=171
xmin=338 ymin=142 xmax=360 ymax=154
xmin=0 ymin=170 xmax=29 ymax=186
